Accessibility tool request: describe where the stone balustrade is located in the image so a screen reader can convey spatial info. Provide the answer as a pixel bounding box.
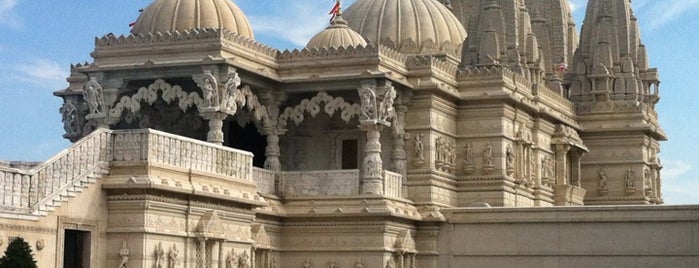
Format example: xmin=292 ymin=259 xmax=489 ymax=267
xmin=0 ymin=129 xmax=111 ymax=211
xmin=0 ymin=128 xmax=255 ymax=213
xmin=383 ymin=170 xmax=403 ymax=199
xmin=111 ymin=129 xmax=254 ymax=181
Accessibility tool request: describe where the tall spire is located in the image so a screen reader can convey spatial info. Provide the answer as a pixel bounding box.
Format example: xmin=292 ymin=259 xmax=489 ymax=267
xmin=567 ymin=0 xmax=659 ymax=104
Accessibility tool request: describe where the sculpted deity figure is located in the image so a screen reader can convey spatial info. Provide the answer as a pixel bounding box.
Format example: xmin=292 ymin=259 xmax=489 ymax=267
xmin=238 ymin=251 xmax=251 ymax=268
xmin=464 ymin=142 xmax=474 ymax=162
xmin=60 ymin=101 xmax=79 ymax=134
xmin=202 ymin=75 xmax=219 ymax=108
xmin=168 ymin=244 xmax=179 ymax=268
xmin=118 ymin=241 xmax=129 ymax=268
xmin=483 ymin=142 xmax=494 ymax=167
xmin=226 ymin=249 xmax=238 ymax=268
xmin=624 ymin=169 xmax=635 ymax=188
xmin=84 ymin=78 xmax=105 ymax=115
xmin=354 ymin=259 xmax=365 ymax=268
xmin=359 ymin=86 xmax=376 ymax=120
xmin=155 ymin=242 xmax=165 ymax=268
xmin=302 ymin=258 xmax=313 ymax=268
xmin=414 ymin=134 xmax=425 ymax=162
xmin=505 ymin=144 xmax=515 ymax=167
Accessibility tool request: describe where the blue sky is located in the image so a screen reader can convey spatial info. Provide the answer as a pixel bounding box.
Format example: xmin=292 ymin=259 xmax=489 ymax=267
xmin=0 ymin=0 xmax=697 ymax=204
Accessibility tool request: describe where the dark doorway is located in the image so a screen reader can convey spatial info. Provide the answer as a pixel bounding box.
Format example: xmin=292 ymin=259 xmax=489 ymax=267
xmin=63 ymin=229 xmax=91 ymax=268
xmin=226 ymin=122 xmax=267 ymax=168
xmin=342 ymin=139 xmax=358 ymax=169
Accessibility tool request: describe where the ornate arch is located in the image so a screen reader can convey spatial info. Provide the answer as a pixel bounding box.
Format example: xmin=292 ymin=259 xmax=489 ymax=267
xmin=109 ymin=79 xmax=204 ymax=119
xmin=277 ymin=91 xmax=360 ymax=129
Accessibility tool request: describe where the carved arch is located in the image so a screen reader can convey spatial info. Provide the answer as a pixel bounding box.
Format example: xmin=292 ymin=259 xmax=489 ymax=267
xmin=109 ymin=79 xmax=204 ymax=119
xmin=277 ymin=91 xmax=361 ymax=129
xmin=222 ymin=83 xmax=271 ymax=127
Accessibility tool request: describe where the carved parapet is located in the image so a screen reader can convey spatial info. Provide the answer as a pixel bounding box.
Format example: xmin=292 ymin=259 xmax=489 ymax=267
xmin=94 ymin=28 xmax=278 ymax=58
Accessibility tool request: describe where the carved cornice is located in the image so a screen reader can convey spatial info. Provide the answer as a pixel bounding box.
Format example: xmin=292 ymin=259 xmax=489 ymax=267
xmin=94 ymin=28 xmax=278 ymax=59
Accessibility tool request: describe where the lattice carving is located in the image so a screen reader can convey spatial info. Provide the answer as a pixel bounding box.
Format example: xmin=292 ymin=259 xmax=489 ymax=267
xmin=109 ymin=79 xmax=204 ymax=119
xmin=278 ymin=91 xmax=360 ymax=129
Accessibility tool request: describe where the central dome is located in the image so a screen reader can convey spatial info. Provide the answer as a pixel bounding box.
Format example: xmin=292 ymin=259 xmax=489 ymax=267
xmin=131 ymin=0 xmax=254 ymax=39
xmin=343 ymin=0 xmax=466 ymax=53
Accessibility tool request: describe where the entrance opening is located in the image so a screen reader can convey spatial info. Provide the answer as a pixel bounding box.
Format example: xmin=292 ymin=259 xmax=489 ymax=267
xmin=63 ymin=229 xmax=91 ymax=268
xmin=226 ymin=122 xmax=267 ymax=168
xmin=342 ymin=139 xmax=358 ymax=169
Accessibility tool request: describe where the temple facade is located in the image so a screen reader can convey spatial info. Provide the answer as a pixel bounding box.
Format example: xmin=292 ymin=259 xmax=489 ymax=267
xmin=1 ymin=0 xmax=696 ymax=267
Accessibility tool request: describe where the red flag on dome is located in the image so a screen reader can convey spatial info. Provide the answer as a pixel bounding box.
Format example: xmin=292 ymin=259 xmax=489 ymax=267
xmin=329 ymin=0 xmax=341 ymax=21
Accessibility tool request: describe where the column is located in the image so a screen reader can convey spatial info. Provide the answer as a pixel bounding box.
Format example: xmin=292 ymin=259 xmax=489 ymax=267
xmin=202 ymin=112 xmax=228 ymax=145
xmin=554 ymin=144 xmax=569 ymax=185
xmin=360 ymin=122 xmax=385 ymax=195
xmin=197 ymin=238 xmax=207 ymax=268
xmin=212 ymin=240 xmax=220 ymax=268
xmin=218 ymin=241 xmax=225 ymax=268
xmin=391 ymin=105 xmax=408 ymax=177
xmin=262 ymin=128 xmax=286 ymax=172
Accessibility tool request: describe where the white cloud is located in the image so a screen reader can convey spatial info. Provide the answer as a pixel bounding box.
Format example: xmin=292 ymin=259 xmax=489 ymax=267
xmin=633 ymin=0 xmax=699 ymax=30
xmin=660 ymin=159 xmax=697 ymax=205
xmin=247 ymin=2 xmax=329 ymax=47
xmin=662 ymin=159 xmax=692 ymax=180
xmin=0 ymin=0 xmax=21 ymax=28
xmin=14 ymin=59 xmax=68 ymax=90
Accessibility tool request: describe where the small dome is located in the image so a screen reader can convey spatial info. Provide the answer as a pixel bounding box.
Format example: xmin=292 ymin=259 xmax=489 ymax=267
xmin=131 ymin=0 xmax=254 ymax=39
xmin=344 ymin=0 xmax=466 ymax=53
xmin=306 ymin=15 xmax=368 ymax=49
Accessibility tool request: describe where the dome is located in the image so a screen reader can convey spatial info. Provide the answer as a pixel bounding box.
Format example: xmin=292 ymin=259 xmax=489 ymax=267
xmin=306 ymin=14 xmax=368 ymax=49
xmin=343 ymin=0 xmax=466 ymax=53
xmin=131 ymin=0 xmax=254 ymax=39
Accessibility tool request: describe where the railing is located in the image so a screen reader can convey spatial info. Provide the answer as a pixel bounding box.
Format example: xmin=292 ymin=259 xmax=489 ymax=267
xmin=383 ymin=170 xmax=403 ymax=199
xmin=111 ymin=129 xmax=254 ymax=181
xmin=0 ymin=129 xmax=111 ymax=211
xmin=0 ymin=128 xmax=255 ymax=213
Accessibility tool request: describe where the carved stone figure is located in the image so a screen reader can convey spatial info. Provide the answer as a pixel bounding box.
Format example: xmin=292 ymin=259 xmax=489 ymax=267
xmin=118 ymin=241 xmax=129 ymax=268
xmin=413 ymin=134 xmax=425 ymax=164
xmin=464 ymin=142 xmax=474 ymax=162
xmin=354 ymin=259 xmax=365 ymax=268
xmin=155 ymin=242 xmax=165 ymax=268
xmin=60 ymin=101 xmax=79 ymax=134
xmin=505 ymin=144 xmax=515 ymax=167
xmin=202 ymin=73 xmax=219 ymax=108
xmin=625 ymin=169 xmax=635 ymax=189
xmin=84 ymin=78 xmax=105 ymax=115
xmin=483 ymin=142 xmax=494 ymax=167
xmin=239 ymin=251 xmax=251 ymax=268
xmin=302 ymin=258 xmax=313 ymax=268
xmin=168 ymin=244 xmax=179 ymax=268
xmin=226 ymin=249 xmax=238 ymax=268
xmin=359 ymin=85 xmax=376 ymax=120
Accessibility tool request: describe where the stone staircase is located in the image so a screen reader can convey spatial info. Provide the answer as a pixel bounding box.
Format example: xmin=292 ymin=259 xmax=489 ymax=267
xmin=0 ymin=129 xmax=113 ymax=220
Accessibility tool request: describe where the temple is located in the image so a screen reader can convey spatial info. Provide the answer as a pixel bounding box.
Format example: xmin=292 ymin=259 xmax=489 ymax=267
xmin=0 ymin=0 xmax=696 ymax=267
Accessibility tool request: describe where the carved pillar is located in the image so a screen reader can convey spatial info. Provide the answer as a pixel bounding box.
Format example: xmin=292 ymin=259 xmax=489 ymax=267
xmin=357 ymin=80 xmax=397 ymax=195
xmin=391 ymin=105 xmax=408 ymax=178
xmin=218 ymin=241 xmax=224 ymax=268
xmin=360 ymin=123 xmax=385 ymax=195
xmin=197 ymin=238 xmax=207 ymax=268
xmin=251 ymin=247 xmax=256 ymax=268
xmin=201 ymin=112 xmax=228 ymax=145
xmin=262 ymin=128 xmax=286 ymax=172
xmin=554 ymin=144 xmax=569 ymax=185
xmin=212 ymin=241 xmax=220 ymax=268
